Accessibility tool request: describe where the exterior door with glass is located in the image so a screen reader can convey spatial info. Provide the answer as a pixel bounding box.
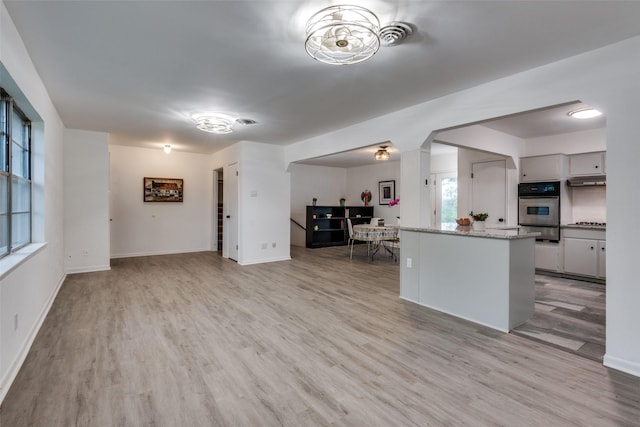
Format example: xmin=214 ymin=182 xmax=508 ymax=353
xmin=430 ymin=172 xmax=458 ymax=228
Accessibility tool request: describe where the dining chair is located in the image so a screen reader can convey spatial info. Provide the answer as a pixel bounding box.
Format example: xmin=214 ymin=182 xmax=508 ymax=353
xmin=382 ymin=236 xmax=400 ymax=262
xmin=347 ymin=218 xmax=366 ymax=259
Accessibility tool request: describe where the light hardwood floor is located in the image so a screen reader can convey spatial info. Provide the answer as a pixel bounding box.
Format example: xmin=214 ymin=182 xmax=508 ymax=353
xmin=514 ymin=274 xmax=606 ymax=362
xmin=1 ymin=246 xmax=639 ymax=426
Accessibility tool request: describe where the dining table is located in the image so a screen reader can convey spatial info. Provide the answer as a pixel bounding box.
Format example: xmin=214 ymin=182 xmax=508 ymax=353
xmin=352 ymin=224 xmax=400 ymax=261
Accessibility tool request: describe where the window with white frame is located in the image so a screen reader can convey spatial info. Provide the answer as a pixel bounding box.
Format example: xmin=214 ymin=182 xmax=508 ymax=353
xmin=1 ymin=88 xmax=32 ymax=257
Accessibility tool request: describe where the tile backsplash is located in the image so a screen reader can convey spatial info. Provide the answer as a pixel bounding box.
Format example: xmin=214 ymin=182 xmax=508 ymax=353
xmin=570 ymin=186 xmax=606 ymax=222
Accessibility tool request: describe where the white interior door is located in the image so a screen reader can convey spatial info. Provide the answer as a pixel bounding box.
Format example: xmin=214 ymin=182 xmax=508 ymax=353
xmin=227 ymin=162 xmax=239 ymax=261
xmin=472 ymin=160 xmax=506 ymax=226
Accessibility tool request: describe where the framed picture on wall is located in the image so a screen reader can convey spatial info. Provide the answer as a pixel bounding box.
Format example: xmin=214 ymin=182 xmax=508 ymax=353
xmin=379 ymin=180 xmax=395 ymax=205
xmin=144 ymin=177 xmax=184 ymax=202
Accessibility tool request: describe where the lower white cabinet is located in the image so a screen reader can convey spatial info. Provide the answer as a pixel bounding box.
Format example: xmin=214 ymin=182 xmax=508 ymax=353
xmin=535 ymin=242 xmax=560 ymax=271
xmin=598 ymin=241 xmax=606 ymax=278
xmin=562 ymin=228 xmax=606 ymax=279
xmin=564 ymin=238 xmax=598 ymax=277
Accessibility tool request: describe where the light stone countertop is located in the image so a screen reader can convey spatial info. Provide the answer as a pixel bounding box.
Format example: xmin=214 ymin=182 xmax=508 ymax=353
xmin=401 ymin=224 xmax=540 ymax=240
xmin=561 ymin=224 xmax=606 ymax=230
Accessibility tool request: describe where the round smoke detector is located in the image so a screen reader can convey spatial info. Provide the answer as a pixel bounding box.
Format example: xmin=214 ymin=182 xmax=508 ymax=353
xmin=379 ymin=22 xmax=413 ymax=47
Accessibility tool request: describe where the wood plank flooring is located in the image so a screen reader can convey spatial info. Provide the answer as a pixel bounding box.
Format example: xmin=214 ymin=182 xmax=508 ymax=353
xmin=1 ymin=246 xmax=639 ymax=426
xmin=513 ymin=275 xmax=606 ymax=362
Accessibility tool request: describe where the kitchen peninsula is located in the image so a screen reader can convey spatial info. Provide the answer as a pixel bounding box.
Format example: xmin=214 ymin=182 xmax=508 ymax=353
xmin=400 ymin=225 xmax=539 ymax=332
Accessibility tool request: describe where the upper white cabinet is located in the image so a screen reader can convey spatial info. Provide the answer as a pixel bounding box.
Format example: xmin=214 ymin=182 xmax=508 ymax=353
xmin=569 ymin=151 xmax=606 ymax=176
xmin=520 ymin=154 xmax=567 ymax=182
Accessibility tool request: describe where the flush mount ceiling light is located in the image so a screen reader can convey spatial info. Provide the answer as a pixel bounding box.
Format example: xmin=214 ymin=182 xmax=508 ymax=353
xmin=192 ymin=113 xmax=235 ymax=134
xmin=191 ymin=113 xmax=257 ymax=134
xmin=305 ymin=5 xmax=380 ymax=65
xmin=163 ymin=144 xmax=171 ymax=154
xmin=375 ymin=146 xmax=390 ymax=160
xmin=568 ymin=107 xmax=603 ymax=119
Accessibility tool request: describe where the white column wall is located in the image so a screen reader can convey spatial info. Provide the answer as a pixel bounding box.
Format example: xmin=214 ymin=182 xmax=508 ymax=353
xmin=0 ymin=3 xmax=66 ymax=403
xmin=63 ymin=129 xmax=110 ymax=273
xmin=603 ymin=100 xmax=640 ymax=375
xmin=237 ymin=142 xmax=291 ymax=265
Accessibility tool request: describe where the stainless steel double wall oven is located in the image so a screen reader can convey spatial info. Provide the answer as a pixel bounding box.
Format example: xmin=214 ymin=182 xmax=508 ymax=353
xmin=518 ymin=181 xmax=561 ymax=241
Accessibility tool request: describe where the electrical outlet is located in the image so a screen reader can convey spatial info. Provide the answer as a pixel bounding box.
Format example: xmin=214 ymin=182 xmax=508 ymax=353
xmin=14 ymin=314 xmax=18 ymax=331
xmin=406 ymin=258 xmax=412 ymax=268
xmin=82 ymin=249 xmax=89 ymax=256
xmin=261 ymin=243 xmax=267 ymax=250
xmin=272 ymin=242 xmax=276 ymax=248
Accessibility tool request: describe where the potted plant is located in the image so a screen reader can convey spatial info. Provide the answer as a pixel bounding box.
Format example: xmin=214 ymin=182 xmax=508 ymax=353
xmin=470 ymin=211 xmax=489 ymax=230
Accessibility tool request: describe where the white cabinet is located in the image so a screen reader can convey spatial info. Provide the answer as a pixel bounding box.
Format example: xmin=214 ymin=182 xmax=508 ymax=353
xmin=520 ymin=154 xmax=567 ymax=182
xmin=569 ymin=152 xmax=605 ymax=176
xmin=562 ymin=228 xmax=606 ymax=279
xmin=535 ymin=242 xmax=560 ymax=272
xmin=598 ymin=240 xmax=606 ymax=278
xmin=564 ymin=238 xmax=598 ymax=277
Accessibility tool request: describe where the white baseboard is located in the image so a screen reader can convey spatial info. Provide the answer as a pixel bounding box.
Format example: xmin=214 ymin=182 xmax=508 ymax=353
xmin=110 ymin=248 xmax=213 ymax=259
xmin=65 ymin=264 xmax=111 ymax=274
xmin=0 ymin=272 xmax=66 ymax=404
xmin=603 ymin=354 xmax=640 ymax=378
xmin=238 ymin=255 xmax=292 ymax=266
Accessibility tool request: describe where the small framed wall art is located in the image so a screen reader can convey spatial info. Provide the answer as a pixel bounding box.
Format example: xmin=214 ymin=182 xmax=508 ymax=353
xmin=379 ymin=180 xmax=395 ymax=205
xmin=144 ymin=177 xmax=184 ymax=202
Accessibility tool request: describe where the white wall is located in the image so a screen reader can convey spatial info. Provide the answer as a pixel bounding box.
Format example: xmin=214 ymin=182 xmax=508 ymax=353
xmin=289 ymin=163 xmax=347 ymax=247
xmin=237 ymin=142 xmax=291 ymax=265
xmin=109 ymin=145 xmax=213 ymax=258
xmin=523 ymin=128 xmax=606 ymax=156
xmin=570 ymin=187 xmax=606 ymax=223
xmin=431 ymin=152 xmax=457 ymax=174
xmin=346 ymin=160 xmax=401 ymax=226
xmin=0 ymin=3 xmax=66 ymax=403
xmin=63 ymin=129 xmax=110 ymax=273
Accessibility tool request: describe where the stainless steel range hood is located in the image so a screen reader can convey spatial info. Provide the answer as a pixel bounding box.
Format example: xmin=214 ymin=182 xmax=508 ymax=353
xmin=567 ymin=175 xmax=606 ymax=187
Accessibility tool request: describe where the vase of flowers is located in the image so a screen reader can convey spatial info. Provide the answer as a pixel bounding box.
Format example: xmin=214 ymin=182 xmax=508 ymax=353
xmin=312 ymin=197 xmax=317 ymax=206
xmin=361 ymin=190 xmax=372 ymax=207
xmin=339 ymin=197 xmax=346 ymax=207
xmin=470 ymin=211 xmax=488 ymax=231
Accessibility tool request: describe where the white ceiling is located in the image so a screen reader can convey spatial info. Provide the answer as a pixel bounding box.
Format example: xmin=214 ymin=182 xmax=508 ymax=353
xmin=4 ymin=0 xmax=636 ymax=156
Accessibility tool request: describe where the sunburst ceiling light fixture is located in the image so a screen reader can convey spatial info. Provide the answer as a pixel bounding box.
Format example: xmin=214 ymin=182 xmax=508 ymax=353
xmin=191 ymin=114 xmax=257 ymax=134
xmin=192 ymin=113 xmax=236 ymax=134
xmin=568 ymin=107 xmax=602 ymax=119
xmin=375 ymin=146 xmax=390 ymax=160
xmin=305 ymin=5 xmax=381 ymax=65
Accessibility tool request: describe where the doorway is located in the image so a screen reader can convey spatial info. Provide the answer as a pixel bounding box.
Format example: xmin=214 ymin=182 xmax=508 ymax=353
xmin=471 ymin=160 xmax=506 ymax=225
xmin=215 ymin=168 xmax=223 ymax=252
xmin=430 ymin=172 xmax=458 ymax=228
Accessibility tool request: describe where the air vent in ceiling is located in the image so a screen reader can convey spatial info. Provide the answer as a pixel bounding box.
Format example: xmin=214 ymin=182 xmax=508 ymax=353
xmin=235 ymin=118 xmax=257 ymax=125
xmin=380 ymin=22 xmax=413 ymax=47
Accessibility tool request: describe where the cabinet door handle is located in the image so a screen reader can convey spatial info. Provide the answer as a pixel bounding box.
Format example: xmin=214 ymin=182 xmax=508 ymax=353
xmin=590 ymin=246 xmax=594 ymax=250
xmin=601 ymin=247 xmax=605 ymax=251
